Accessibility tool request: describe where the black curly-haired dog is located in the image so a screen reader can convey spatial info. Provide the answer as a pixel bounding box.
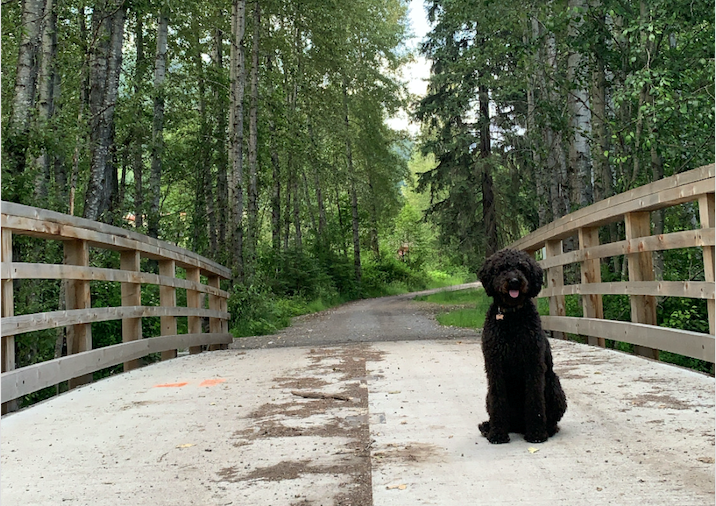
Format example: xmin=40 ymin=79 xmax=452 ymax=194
xmin=477 ymin=248 xmax=567 ymax=444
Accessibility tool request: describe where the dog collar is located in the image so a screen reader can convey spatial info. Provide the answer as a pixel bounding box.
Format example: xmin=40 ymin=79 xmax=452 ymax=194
xmin=496 ymin=304 xmax=525 ymax=320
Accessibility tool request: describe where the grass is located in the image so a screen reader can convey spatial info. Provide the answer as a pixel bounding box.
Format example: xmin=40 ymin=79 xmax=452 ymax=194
xmin=415 ymin=288 xmax=491 ymax=329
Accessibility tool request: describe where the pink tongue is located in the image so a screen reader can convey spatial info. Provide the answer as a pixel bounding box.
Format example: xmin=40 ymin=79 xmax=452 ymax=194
xmin=509 ymin=290 xmax=520 ymax=299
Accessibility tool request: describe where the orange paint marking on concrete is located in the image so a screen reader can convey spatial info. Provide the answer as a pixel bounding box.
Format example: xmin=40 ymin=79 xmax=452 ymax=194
xmin=199 ymin=379 xmax=227 ymax=387
xmin=153 ymin=382 xmax=189 ymax=388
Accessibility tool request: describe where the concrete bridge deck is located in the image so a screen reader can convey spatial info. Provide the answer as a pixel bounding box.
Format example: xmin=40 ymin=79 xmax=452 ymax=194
xmin=2 ymin=336 xmax=714 ymax=505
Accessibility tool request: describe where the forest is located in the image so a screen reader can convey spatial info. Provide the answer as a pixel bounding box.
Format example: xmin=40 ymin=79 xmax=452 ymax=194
xmin=2 ymin=0 xmax=714 ymax=386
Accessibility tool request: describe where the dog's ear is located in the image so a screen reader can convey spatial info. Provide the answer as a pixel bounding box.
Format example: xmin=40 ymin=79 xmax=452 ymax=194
xmin=478 ymin=256 xmax=496 ymax=297
xmin=525 ymin=255 xmax=544 ymax=298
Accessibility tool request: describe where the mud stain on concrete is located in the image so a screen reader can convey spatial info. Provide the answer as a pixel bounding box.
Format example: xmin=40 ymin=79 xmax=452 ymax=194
xmin=373 ymin=442 xmax=447 ymax=465
xmin=223 ymin=344 xmax=383 ymax=505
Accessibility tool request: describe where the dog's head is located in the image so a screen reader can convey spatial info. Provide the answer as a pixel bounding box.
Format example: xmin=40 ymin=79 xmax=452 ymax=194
xmin=478 ymin=249 xmax=544 ymax=307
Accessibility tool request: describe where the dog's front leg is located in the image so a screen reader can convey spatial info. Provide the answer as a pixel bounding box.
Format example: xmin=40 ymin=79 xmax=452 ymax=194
xmin=523 ymin=366 xmax=549 ymax=443
xmin=482 ymin=369 xmax=511 ymax=444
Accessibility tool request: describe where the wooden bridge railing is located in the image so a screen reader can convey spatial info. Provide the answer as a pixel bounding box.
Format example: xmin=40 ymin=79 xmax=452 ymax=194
xmin=509 ymin=164 xmax=715 ymax=363
xmin=1 ymin=202 xmax=233 ymax=411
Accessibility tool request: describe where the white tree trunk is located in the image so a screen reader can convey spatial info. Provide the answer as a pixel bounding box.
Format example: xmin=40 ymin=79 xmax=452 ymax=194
xmin=567 ymin=0 xmax=593 ymax=209
xmin=7 ymin=0 xmax=45 ymax=198
xmin=32 ymin=0 xmax=58 ymax=201
xmin=84 ymin=0 xmax=125 ymax=221
xmin=148 ymin=10 xmax=169 ymax=238
xmin=247 ymin=0 xmax=260 ymax=273
xmin=229 ymin=0 xmax=247 ymax=280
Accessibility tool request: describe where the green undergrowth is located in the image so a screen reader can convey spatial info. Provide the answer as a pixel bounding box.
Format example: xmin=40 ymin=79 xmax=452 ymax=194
xmin=418 ymin=288 xmax=712 ymax=375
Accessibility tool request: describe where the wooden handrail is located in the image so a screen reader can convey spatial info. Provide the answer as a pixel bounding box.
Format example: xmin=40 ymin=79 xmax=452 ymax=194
xmin=508 ymin=164 xmax=715 ymax=363
xmin=0 ymin=202 xmax=233 ymax=409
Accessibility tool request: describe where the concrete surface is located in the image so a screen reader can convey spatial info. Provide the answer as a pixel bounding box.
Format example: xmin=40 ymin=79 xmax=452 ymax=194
xmin=2 ymin=339 xmax=714 ymax=506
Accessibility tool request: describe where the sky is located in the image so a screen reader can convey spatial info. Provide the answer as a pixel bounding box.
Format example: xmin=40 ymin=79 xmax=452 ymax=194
xmin=385 ymin=0 xmax=432 ymax=135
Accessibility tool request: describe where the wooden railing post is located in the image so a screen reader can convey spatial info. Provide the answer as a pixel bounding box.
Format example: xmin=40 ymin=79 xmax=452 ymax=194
xmin=699 ymin=193 xmax=715 ymax=335
xmin=625 ymin=212 xmax=659 ymax=360
xmin=159 ymin=260 xmax=177 ymax=360
xmin=545 ymin=239 xmax=566 ymax=340
xmin=187 ymin=267 xmax=202 ymax=354
xmin=208 ymin=275 xmax=222 ymax=351
xmin=2 ymin=229 xmax=18 ymax=413
xmin=65 ymin=239 xmax=93 ymax=388
xmin=578 ymin=227 xmax=605 ymax=347
xmin=121 ymin=250 xmax=142 ymax=371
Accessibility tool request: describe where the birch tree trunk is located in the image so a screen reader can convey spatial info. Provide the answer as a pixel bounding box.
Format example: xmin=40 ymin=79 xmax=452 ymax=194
xmin=193 ymin=32 xmax=210 ymax=255
xmin=229 ymin=0 xmax=247 ymax=281
xmin=148 ymin=10 xmax=169 ymax=239
xmin=542 ymin=29 xmax=570 ymax=219
xmin=367 ymin=172 xmax=380 ymax=257
xmin=270 ymin=115 xmax=282 ymax=252
xmin=32 ymin=0 xmax=58 ymax=203
xmin=133 ymin=13 xmax=145 ymax=229
xmin=246 ymin=1 xmax=260 ymax=275
xmin=6 ymin=0 xmax=45 ymax=201
xmin=84 ymin=0 xmax=125 ymax=222
xmin=567 ymin=0 xmax=592 ymax=209
xmin=266 ymin=52 xmax=282 ymax=252
xmin=527 ymin=17 xmax=549 ymax=227
xmin=212 ymin=28 xmax=228 ymax=255
xmin=344 ymin=82 xmax=361 ymax=283
xmin=478 ymin=83 xmax=498 ymax=257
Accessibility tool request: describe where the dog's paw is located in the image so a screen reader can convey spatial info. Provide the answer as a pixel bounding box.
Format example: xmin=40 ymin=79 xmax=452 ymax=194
xmin=478 ymin=421 xmax=490 ymax=436
xmin=524 ymin=431 xmax=549 ymax=444
xmin=486 ymin=431 xmax=510 ymax=444
xmin=547 ymin=425 xmax=560 ymax=437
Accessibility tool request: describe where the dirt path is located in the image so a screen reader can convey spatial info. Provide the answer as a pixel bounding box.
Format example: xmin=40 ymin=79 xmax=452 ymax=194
xmin=230 ymin=282 xmax=482 ymax=350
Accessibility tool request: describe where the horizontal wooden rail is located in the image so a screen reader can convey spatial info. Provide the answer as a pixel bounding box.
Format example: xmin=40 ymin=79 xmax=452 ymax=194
xmin=508 ymin=164 xmax=715 ymax=364
xmin=511 ymin=164 xmax=714 ymax=253
xmin=1 ymin=333 xmax=234 ymax=402
xmin=539 ymin=281 xmax=714 ymax=300
xmin=2 ymin=306 xmax=231 ymax=337
xmin=542 ymin=316 xmax=714 ymax=362
xmin=537 ymin=228 xmax=715 ymax=270
xmin=0 ymin=263 xmax=229 ymax=298
xmin=1 ymin=202 xmax=230 ymax=278
xmin=1 ymin=202 xmax=233 ymax=411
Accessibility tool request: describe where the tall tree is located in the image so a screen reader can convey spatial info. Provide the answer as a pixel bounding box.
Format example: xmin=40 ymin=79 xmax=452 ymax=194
xmin=147 ymin=8 xmax=169 ymax=238
xmin=84 ymin=0 xmax=126 ymax=222
xmin=228 ymin=0 xmax=247 ymax=281
xmin=5 ymin=0 xmax=45 ymax=202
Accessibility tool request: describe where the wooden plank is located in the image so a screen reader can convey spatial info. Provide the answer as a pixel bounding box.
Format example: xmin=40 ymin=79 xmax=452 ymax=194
xmin=545 ymin=239 xmax=566 ymax=340
xmin=699 ymin=194 xmax=715 ymax=336
xmin=121 ymin=251 xmax=142 ymax=371
xmin=159 ymin=260 xmax=177 ymax=360
xmin=2 ymin=214 xmax=227 ymax=279
xmin=0 ymin=262 xmax=229 ymax=298
xmin=1 ymin=306 xmax=230 ymax=337
xmin=511 ymin=165 xmax=714 ymax=252
xmin=539 ymin=281 xmax=715 ymax=299
xmin=186 ymin=267 xmax=202 ymax=355
xmin=220 ymin=287 xmax=229 ymax=350
xmin=208 ymin=276 xmax=223 ymax=351
xmin=537 ymin=228 xmax=716 ymax=270
xmin=1 ymin=202 xmax=231 ymax=279
xmin=579 ymin=227 xmax=605 ymax=347
xmin=1 ymin=229 xmax=17 ymax=413
xmin=541 ymin=316 xmax=714 ymax=363
xmin=625 ymin=212 xmax=659 ymax=360
xmin=64 ymin=240 xmax=92 ymax=388
xmin=0 ymin=333 xmax=234 ymax=402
